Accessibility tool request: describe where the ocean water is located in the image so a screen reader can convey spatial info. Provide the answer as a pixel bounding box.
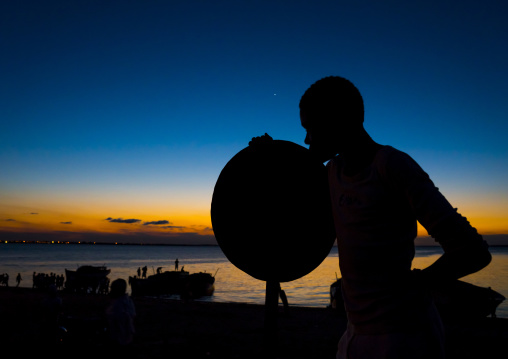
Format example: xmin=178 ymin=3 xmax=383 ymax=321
xmin=1 ymin=243 xmax=507 ymax=318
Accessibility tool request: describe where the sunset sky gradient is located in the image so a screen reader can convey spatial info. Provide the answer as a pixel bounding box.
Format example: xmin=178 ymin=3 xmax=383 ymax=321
xmin=1 ymin=1 xmax=507 ymax=245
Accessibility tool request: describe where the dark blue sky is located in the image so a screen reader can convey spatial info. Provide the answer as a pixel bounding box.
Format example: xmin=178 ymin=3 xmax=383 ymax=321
xmin=1 ymin=1 xmax=507 ymax=243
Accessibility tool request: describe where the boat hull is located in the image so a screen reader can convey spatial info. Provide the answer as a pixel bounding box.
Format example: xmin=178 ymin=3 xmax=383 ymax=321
xmin=329 ymin=278 xmax=506 ymax=320
xmin=129 ymin=271 xmax=215 ymax=298
xmin=65 ymin=266 xmax=110 ymax=294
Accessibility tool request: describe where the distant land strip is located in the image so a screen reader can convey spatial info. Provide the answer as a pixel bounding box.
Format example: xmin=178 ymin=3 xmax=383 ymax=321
xmin=1 ymin=234 xmax=507 ymax=247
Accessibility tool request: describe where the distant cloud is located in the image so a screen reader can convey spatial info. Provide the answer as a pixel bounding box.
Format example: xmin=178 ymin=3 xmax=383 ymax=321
xmin=144 ymin=220 xmax=171 ymax=226
xmin=106 ymin=217 xmax=141 ymax=224
xmin=60 ymin=221 xmax=72 ymax=225
xmin=191 ymin=225 xmax=212 ymax=231
xmin=30 ymin=212 xmax=38 ymax=215
xmin=190 ymin=225 xmax=213 ymax=234
xmin=5 ymin=219 xmax=16 ymax=222
xmin=161 ymin=225 xmax=185 ymax=230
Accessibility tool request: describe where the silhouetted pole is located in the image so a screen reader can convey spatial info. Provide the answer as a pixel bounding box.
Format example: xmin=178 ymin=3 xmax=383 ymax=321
xmin=264 ymin=280 xmax=279 ymax=357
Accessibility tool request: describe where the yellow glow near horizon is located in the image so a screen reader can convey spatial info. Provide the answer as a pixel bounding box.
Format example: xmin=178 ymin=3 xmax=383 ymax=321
xmin=416 ymin=216 xmax=508 ymax=237
xmin=2 ymin=195 xmax=507 ymax=242
xmin=0 ymin=200 xmax=213 ymax=238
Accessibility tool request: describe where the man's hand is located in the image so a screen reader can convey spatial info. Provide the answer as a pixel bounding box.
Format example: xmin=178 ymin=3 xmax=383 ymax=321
xmin=249 ymin=133 xmax=273 ymax=146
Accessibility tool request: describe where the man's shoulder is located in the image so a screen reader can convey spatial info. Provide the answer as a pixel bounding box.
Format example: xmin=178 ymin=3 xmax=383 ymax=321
xmin=376 ymin=146 xmax=418 ymax=169
xmin=377 ymin=145 xmax=409 ymax=159
xmin=377 ymin=146 xmax=429 ymax=183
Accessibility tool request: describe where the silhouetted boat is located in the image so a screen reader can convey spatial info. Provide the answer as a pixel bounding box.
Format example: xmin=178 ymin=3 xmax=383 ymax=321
xmin=186 ymin=271 xmax=216 ymax=298
xmin=328 ymin=278 xmax=341 ymax=311
xmin=129 ymin=270 xmax=189 ymax=296
xmin=431 ymin=279 xmax=505 ymax=321
xmin=329 ymin=277 xmax=505 ymax=320
xmin=129 ymin=270 xmax=215 ymax=298
xmin=65 ymin=265 xmax=110 ymax=294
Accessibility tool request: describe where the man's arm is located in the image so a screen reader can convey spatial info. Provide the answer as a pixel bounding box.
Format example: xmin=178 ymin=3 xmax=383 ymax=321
xmin=385 ymin=150 xmax=491 ymax=287
xmin=416 ymin=213 xmax=491 ymax=287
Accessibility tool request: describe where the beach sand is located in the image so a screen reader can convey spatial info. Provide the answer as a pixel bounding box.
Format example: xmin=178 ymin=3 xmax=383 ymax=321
xmin=0 ymin=286 xmax=507 ymax=359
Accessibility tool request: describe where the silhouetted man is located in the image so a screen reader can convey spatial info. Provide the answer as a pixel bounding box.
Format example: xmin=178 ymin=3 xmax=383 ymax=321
xmin=297 ymin=76 xmax=491 ymax=359
xmin=106 ymin=279 xmax=136 ymax=350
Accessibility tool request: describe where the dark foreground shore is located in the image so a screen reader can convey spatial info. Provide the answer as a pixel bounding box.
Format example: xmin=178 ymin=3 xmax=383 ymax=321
xmin=0 ymin=287 xmax=507 ymax=359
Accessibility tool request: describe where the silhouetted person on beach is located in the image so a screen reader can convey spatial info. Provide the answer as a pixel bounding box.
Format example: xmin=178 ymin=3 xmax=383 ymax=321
xmin=175 ymin=258 xmax=179 ymax=271
xmin=253 ymin=76 xmax=492 ymax=358
xmin=297 ymin=76 xmax=492 ymax=359
xmin=142 ymin=266 xmax=147 ymax=278
xmin=40 ymin=284 xmax=63 ymax=345
xmin=1 ymin=273 xmax=9 ymax=287
xmin=278 ymin=283 xmax=290 ymax=316
xmin=106 ymin=278 xmax=136 ymax=351
xmin=137 ymin=267 xmax=141 ymax=277
xmin=16 ymin=273 xmax=22 ymax=287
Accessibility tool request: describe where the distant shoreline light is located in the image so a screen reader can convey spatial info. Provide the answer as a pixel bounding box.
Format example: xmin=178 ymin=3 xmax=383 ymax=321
xmin=0 ymin=240 xmax=219 ymax=246
xmin=2 ymin=239 xmax=508 ymax=247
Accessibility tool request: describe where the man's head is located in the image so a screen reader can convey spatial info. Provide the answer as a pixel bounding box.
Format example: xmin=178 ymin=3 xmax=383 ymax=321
xmin=299 ymin=76 xmax=365 ymax=161
xmin=110 ymin=278 xmax=127 ymax=298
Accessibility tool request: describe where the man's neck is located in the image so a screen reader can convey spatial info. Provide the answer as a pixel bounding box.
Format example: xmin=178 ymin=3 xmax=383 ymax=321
xmin=341 ymin=134 xmax=382 ymax=177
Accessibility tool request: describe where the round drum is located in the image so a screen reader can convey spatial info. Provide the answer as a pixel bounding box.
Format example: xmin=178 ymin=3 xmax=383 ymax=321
xmin=211 ymin=139 xmax=336 ymax=282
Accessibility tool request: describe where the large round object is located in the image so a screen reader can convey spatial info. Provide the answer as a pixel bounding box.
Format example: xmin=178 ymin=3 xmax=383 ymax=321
xmin=211 ymin=139 xmax=335 ymax=282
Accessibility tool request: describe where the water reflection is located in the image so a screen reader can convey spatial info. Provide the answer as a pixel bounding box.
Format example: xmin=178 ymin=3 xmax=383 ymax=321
xmin=1 ymin=244 xmax=506 ymax=318
xmin=204 ymin=248 xmax=508 ymax=319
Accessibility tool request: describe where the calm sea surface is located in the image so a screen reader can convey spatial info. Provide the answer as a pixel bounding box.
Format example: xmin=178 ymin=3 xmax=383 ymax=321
xmin=1 ymin=243 xmax=507 ymax=318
